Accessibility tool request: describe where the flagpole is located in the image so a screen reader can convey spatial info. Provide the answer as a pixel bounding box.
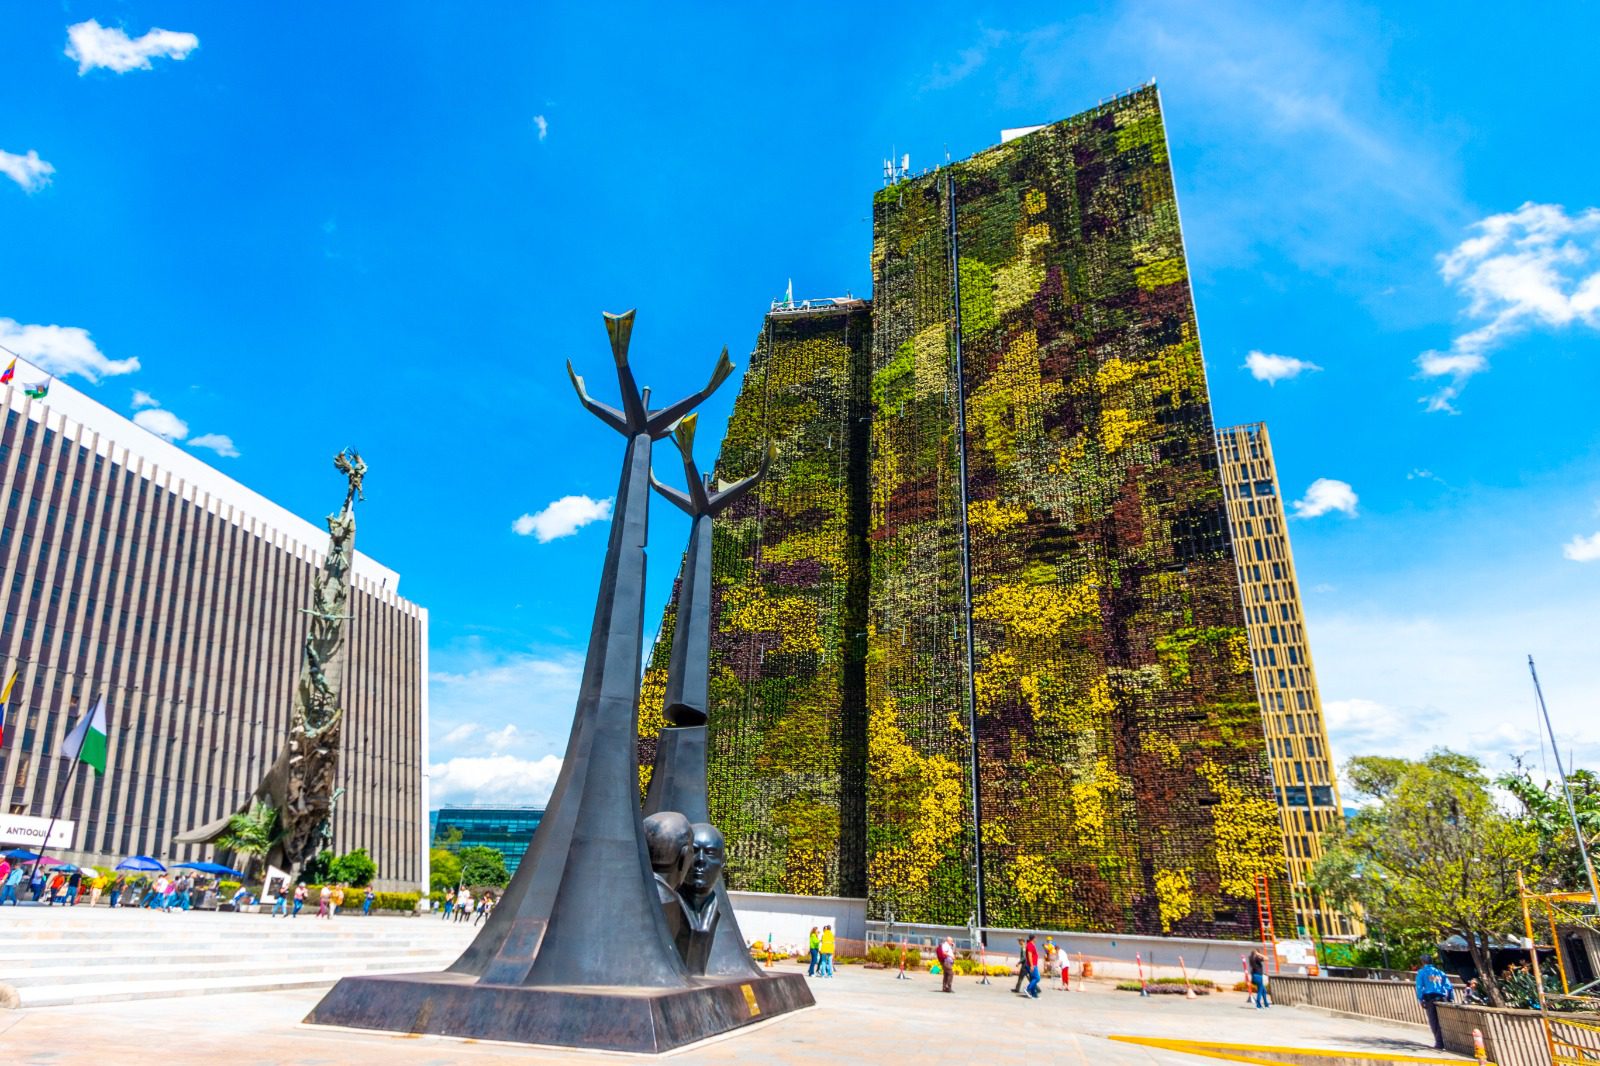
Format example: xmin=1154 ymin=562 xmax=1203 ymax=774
xmin=30 ymin=690 xmax=100 ymax=882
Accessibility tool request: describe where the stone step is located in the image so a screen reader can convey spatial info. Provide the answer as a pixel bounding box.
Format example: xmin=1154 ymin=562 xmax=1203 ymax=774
xmin=3 ymin=950 xmax=459 ymax=988
xmin=0 ymin=945 xmax=454 ymax=981
xmin=5 ymin=958 xmax=456 ymax=1009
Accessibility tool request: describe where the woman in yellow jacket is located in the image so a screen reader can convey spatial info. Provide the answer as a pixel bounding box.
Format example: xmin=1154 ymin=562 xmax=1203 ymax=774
xmin=818 ymin=925 xmax=836 ymax=977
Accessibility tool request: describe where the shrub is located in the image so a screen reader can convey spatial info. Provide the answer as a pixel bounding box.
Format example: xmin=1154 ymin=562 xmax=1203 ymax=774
xmin=328 ymin=848 xmax=377 ymax=888
xmin=1115 ymin=981 xmax=1210 ymax=995
xmin=218 ymin=880 xmax=242 ymax=897
xmin=372 ymin=892 xmax=420 ymax=912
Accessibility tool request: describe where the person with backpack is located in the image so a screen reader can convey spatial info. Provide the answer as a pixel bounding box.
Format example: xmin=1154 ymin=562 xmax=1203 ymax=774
xmin=936 ymin=937 xmax=956 ymax=993
xmin=1415 ymin=954 xmax=1454 ymax=1050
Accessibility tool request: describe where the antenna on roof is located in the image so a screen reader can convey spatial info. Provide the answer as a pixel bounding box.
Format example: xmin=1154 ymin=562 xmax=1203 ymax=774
xmin=900 ymin=153 xmax=911 ymax=180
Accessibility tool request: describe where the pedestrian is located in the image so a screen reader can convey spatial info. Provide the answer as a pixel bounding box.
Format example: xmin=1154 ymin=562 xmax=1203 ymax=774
xmin=1013 ymin=938 xmax=1029 ymax=993
xmin=318 ymin=883 xmax=332 ymax=918
xmin=807 ymin=926 xmax=820 ymax=977
xmin=819 ymin=925 xmax=835 ymax=977
xmin=455 ymin=886 xmax=473 ymax=923
xmin=1042 ymin=938 xmax=1058 ymax=981
xmin=474 ymin=893 xmax=493 ymax=926
xmin=936 ymin=936 xmax=956 ymax=993
xmin=1248 ymin=949 xmax=1270 ymax=1009
xmin=292 ymin=882 xmax=307 ymax=917
xmin=362 ymin=886 xmax=376 ymax=916
xmin=441 ymin=891 xmax=454 ymax=920
xmin=1060 ymin=951 xmax=1071 ymax=991
xmin=0 ymin=858 xmax=9 ymax=898
xmin=46 ymin=870 xmax=66 ymax=905
xmin=0 ymin=861 xmax=20 ymax=906
xmin=1025 ymin=934 xmax=1041 ymax=999
xmin=231 ymin=884 xmax=252 ymax=910
xmin=273 ymin=886 xmax=290 ymax=916
xmin=162 ymin=875 xmax=178 ymax=912
xmin=331 ymin=884 xmax=345 ymax=916
xmin=108 ymin=874 xmax=124 ymax=909
xmin=1415 ymin=954 xmax=1454 ymax=1050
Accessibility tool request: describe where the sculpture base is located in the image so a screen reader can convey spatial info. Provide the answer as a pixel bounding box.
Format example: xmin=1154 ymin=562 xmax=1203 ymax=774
xmin=304 ymin=969 xmax=815 ymax=1054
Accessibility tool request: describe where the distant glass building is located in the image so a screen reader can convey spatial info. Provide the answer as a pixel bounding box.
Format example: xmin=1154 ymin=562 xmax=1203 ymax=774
xmin=1215 ymin=422 xmax=1355 ymax=938
xmin=432 ymin=805 xmax=544 ymax=875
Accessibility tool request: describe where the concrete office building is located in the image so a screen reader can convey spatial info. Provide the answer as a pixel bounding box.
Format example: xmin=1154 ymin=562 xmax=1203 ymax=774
xmin=1216 ymin=422 xmax=1353 ymax=938
xmin=0 ymin=373 xmax=428 ymax=888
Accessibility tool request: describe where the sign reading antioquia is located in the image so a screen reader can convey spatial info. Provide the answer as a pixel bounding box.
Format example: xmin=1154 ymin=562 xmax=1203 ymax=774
xmin=0 ymin=814 xmax=75 ymax=849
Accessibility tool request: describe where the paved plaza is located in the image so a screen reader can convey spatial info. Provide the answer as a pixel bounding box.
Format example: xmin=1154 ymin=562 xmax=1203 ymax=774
xmin=0 ymin=956 xmax=1472 ymax=1065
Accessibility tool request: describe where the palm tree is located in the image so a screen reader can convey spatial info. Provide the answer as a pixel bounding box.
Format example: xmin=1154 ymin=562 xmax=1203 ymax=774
xmin=216 ymin=802 xmax=279 ymax=881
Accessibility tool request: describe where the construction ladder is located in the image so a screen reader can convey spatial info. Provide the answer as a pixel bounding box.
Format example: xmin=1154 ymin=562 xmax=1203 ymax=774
xmin=1255 ymin=873 xmax=1279 ymax=973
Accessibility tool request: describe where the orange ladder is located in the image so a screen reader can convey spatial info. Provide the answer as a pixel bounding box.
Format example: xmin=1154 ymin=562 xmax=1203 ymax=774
xmin=1255 ymin=874 xmax=1279 ymax=973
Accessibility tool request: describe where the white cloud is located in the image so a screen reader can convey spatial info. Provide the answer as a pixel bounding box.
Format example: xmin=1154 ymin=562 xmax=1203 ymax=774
xmin=1563 ymin=532 xmax=1600 ymax=562
xmin=533 ymin=115 xmax=549 ymax=141
xmin=0 ymin=149 xmax=55 ymax=193
xmin=65 ymin=19 xmax=198 ymax=74
xmin=1244 ymin=350 xmax=1322 ymax=384
xmin=0 ymin=319 xmax=140 ymax=381
xmin=1419 ymin=202 xmax=1600 ymax=411
xmin=1291 ymin=477 xmax=1359 ymax=518
xmin=429 ymin=754 xmax=563 ymax=807
xmin=133 ymin=407 xmax=188 ymax=442
xmin=131 ymin=389 xmax=159 ymax=409
xmin=442 ymin=723 xmax=481 ymax=745
xmin=513 ymin=495 xmax=612 ymax=542
xmin=187 ymin=433 xmax=239 ymax=458
xmin=430 ymin=645 xmax=583 ymax=765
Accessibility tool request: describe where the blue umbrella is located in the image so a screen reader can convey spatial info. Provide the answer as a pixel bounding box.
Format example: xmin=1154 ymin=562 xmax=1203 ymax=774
xmin=174 ymin=861 xmax=244 ymax=877
xmin=3 ymin=849 xmax=50 ymax=862
xmin=115 ymin=855 xmax=166 ymax=872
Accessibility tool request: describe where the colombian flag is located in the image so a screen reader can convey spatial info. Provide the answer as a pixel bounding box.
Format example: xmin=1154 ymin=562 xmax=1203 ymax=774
xmin=0 ymin=671 xmax=15 ymax=748
xmin=0 ymin=359 xmax=13 ymax=385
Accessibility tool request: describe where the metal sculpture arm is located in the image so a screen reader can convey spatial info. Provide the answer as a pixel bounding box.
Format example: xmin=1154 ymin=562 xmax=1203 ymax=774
xmin=649 ymin=414 xmax=771 ymax=518
xmin=567 ymin=310 xmax=734 ymax=438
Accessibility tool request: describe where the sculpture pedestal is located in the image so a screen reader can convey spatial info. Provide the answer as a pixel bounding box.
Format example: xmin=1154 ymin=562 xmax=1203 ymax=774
xmin=305 ymin=969 xmax=814 ymax=1054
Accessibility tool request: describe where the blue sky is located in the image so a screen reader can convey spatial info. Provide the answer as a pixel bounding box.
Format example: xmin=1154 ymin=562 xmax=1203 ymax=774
xmin=3 ymin=3 xmax=1598 ymax=805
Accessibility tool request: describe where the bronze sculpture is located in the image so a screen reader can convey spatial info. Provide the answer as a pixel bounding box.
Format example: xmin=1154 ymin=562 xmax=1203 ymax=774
xmin=175 ymin=448 xmax=365 ymax=878
xmin=307 ymin=313 xmax=811 ymax=1053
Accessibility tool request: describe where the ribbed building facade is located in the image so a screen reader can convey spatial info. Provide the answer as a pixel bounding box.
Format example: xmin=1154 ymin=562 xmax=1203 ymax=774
xmin=0 ymin=377 xmax=427 ymax=888
xmin=1215 ymin=422 xmax=1353 ymax=938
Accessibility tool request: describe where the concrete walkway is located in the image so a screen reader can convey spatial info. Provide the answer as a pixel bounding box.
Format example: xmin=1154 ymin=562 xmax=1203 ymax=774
xmin=0 ymin=960 xmax=1475 ymax=1065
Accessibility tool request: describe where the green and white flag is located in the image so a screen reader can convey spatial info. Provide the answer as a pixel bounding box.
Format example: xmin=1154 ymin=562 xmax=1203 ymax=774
xmin=62 ymin=696 xmax=108 ymax=774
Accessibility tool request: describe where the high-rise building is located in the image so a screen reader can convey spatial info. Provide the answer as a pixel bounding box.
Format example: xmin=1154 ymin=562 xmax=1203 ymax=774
xmin=431 ymin=805 xmax=546 ymax=876
xmin=643 ymin=85 xmax=1289 ymax=938
xmin=1216 ymin=422 xmax=1353 ymax=938
xmin=0 ymin=374 xmax=428 ymax=887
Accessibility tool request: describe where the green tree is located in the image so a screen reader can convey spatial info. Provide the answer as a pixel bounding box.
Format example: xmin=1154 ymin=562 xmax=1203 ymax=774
xmin=328 ymin=848 xmax=378 ymax=887
xmin=299 ymin=849 xmax=334 ymax=885
xmin=457 ymin=845 xmax=510 ymax=888
xmin=215 ymin=801 xmax=279 ymax=879
xmin=1311 ymin=750 xmax=1542 ymax=1006
xmin=429 ymin=847 xmax=462 ymax=894
xmin=1497 ymin=762 xmax=1600 ymax=893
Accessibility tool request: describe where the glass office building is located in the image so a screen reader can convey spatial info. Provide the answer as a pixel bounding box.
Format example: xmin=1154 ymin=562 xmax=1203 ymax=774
xmin=431 ymin=805 xmax=545 ymax=875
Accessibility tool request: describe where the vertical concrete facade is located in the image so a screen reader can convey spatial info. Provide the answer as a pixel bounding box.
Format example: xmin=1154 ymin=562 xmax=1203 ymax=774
xmin=0 ymin=378 xmax=426 ymax=887
xmin=1215 ymin=422 xmax=1354 ymax=938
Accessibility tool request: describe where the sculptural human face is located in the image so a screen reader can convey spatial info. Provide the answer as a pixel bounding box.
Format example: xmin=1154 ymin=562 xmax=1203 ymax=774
xmin=643 ymin=811 xmax=695 ymax=890
xmin=682 ymin=823 xmax=725 ymax=898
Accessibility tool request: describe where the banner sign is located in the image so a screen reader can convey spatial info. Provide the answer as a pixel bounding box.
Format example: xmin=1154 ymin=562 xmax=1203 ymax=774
xmin=0 ymin=814 xmax=76 ymax=849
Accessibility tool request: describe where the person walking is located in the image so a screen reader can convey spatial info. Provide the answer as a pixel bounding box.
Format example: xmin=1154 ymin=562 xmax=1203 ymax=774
xmin=819 ymin=925 xmax=835 ymax=977
xmin=440 ymin=890 xmax=454 ymax=920
xmin=1012 ymin=938 xmax=1029 ymax=994
xmin=108 ymin=875 xmax=124 ymax=909
xmin=1248 ymin=949 xmax=1270 ymax=1008
xmin=1024 ymin=934 xmax=1042 ymax=999
xmin=1060 ymin=951 xmax=1071 ymax=991
xmin=456 ymin=886 xmax=473 ymax=923
xmin=273 ymin=886 xmax=290 ymax=916
xmin=0 ymin=861 xmax=20 ymax=906
xmin=292 ymin=882 xmax=307 ymax=917
xmin=162 ymin=875 xmax=178 ymax=912
xmin=807 ymin=927 xmax=820 ymax=977
xmin=331 ymin=884 xmax=345 ymax=916
xmin=317 ymin=883 xmax=332 ymax=919
xmin=362 ymin=886 xmax=375 ymax=916
xmin=1415 ymin=954 xmax=1454 ymax=1050
xmin=936 ymin=936 xmax=956 ymax=993
xmin=474 ymin=893 xmax=494 ymax=926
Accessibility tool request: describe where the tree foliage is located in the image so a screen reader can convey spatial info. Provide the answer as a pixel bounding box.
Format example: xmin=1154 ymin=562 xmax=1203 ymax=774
xmin=299 ymin=849 xmax=334 ymax=885
xmin=429 ymin=847 xmax=462 ymax=894
xmin=1311 ymin=750 xmax=1542 ymax=1006
xmin=216 ymin=802 xmax=278 ymax=876
xmin=1497 ymin=762 xmax=1600 ymax=892
xmin=457 ymin=845 xmax=510 ymax=888
xmin=328 ymin=848 xmax=377 ymax=887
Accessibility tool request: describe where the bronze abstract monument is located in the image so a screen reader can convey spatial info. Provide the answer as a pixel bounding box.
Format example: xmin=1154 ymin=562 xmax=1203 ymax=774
xmin=307 ymin=312 xmax=813 ymax=1052
xmin=175 ymin=448 xmax=366 ymax=878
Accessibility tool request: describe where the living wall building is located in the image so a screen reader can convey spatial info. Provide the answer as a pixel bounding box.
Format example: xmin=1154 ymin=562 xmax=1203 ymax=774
xmin=0 ymin=375 xmax=428 ymax=888
xmin=1216 ymin=422 xmax=1354 ymax=938
xmin=645 ymin=85 xmax=1290 ymax=939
